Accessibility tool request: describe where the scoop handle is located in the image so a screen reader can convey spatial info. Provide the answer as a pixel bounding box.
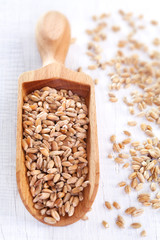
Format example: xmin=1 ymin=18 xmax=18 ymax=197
xmin=36 ymin=11 xmax=71 ymax=66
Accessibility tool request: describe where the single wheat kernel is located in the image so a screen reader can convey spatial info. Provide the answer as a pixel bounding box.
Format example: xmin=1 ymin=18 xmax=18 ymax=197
xmin=113 ymin=201 xmax=121 ymax=209
xmin=77 ymin=67 xmax=82 ymax=72
xmin=145 ymin=130 xmax=154 ymax=137
xmin=156 ymin=192 xmax=160 ymax=199
xmin=151 ymin=20 xmax=158 ymax=25
xmin=94 ymin=79 xmax=99 ymax=85
xmin=140 ymin=230 xmax=147 ymax=237
xmin=128 ymin=121 xmax=137 ymax=126
xmin=125 ymin=185 xmax=131 ymax=194
xmin=132 ymin=208 xmax=144 ymax=217
xmin=115 ymin=157 xmax=124 ymax=164
xmin=122 ymin=138 xmax=131 ymax=145
xmin=88 ymin=65 xmax=98 ymax=70
xmin=123 ymin=130 xmax=131 ymax=136
xmin=119 ymin=153 xmax=129 ymax=159
xmin=102 ymin=220 xmax=109 ymax=228
xmin=81 ymin=215 xmax=88 ymax=221
xmin=129 ymin=172 xmax=137 ymax=180
xmin=109 ymin=97 xmax=118 ymax=102
xmin=112 ymin=26 xmax=121 ymax=32
xmin=125 ymin=207 xmax=136 ymax=215
xmin=140 ymin=123 xmax=147 ymax=131
xmin=131 ymin=178 xmax=138 ymax=189
xmin=150 ymin=182 xmax=156 ymax=192
xmin=136 ymin=183 xmax=144 ymax=191
xmin=105 ymin=201 xmax=112 ymax=210
xmin=110 ymin=135 xmax=116 ymax=143
xmin=130 ymin=223 xmax=142 ymax=229
xmin=108 ymin=92 xmax=116 ymax=97
xmin=118 ymin=181 xmax=126 ymax=187
xmin=123 ymin=163 xmax=129 ymax=168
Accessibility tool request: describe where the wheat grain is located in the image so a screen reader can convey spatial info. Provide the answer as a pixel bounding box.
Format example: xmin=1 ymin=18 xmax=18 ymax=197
xmin=124 ymin=185 xmax=131 ymax=194
xmin=135 ymin=183 xmax=143 ymax=191
xmin=105 ymin=201 xmax=112 ymax=210
xmin=128 ymin=172 xmax=137 ymax=180
xmin=122 ymin=138 xmax=131 ymax=145
xmin=119 ymin=153 xmax=129 ymax=159
xmin=138 ymin=193 xmax=150 ymax=203
xmin=102 ymin=220 xmax=109 ymax=228
xmin=88 ymin=65 xmax=98 ymax=70
xmin=108 ymin=154 xmax=113 ymax=158
xmin=22 ymin=87 xmax=89 ymax=223
xmin=156 ymin=192 xmax=160 ymax=199
xmin=128 ymin=121 xmax=137 ymax=126
xmin=110 ymin=135 xmax=116 ymax=143
xmin=116 ymin=215 xmax=125 ymax=228
xmin=44 ymin=217 xmax=56 ymax=225
xmin=123 ymin=130 xmax=131 ymax=136
xmin=140 ymin=230 xmax=147 ymax=237
xmin=131 ymin=223 xmax=141 ymax=229
xmin=152 ymin=202 xmax=160 ymax=209
xmin=125 ymin=207 xmax=136 ymax=215
xmin=113 ymin=201 xmax=121 ymax=209
xmin=81 ymin=215 xmax=88 ymax=221
xmin=123 ymin=163 xmax=129 ymax=168
xmin=109 ymin=97 xmax=118 ymax=102
xmin=94 ymin=79 xmax=99 ymax=85
xmin=115 ymin=157 xmax=124 ymax=164
xmin=113 ymin=143 xmax=121 ymax=152
xmin=118 ymin=181 xmax=126 ymax=187
xmin=85 ymin=10 xmax=160 ymax=230
xmin=112 ymin=26 xmax=120 ymax=32
xmin=150 ymin=182 xmax=156 ymax=191
xmin=132 ymin=208 xmax=144 ymax=217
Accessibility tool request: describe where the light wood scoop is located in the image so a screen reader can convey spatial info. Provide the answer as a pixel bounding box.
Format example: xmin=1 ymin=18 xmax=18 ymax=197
xmin=16 ymin=11 xmax=99 ymax=226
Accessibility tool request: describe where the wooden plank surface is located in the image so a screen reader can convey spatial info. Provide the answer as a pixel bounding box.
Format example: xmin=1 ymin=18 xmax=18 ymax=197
xmin=0 ymin=0 xmax=160 ymax=239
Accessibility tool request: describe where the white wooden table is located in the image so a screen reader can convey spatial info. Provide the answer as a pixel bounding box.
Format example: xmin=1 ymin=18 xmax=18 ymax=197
xmin=0 ymin=0 xmax=160 ymax=239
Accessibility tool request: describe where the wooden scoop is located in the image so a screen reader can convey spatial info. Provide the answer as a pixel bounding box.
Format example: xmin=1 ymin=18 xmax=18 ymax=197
xmin=16 ymin=11 xmax=99 ymax=226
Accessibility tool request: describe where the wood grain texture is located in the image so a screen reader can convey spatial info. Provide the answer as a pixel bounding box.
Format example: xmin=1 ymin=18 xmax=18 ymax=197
xmin=1 ymin=0 xmax=160 ymax=239
xmin=36 ymin=11 xmax=71 ymax=66
xmin=16 ymin=11 xmax=99 ymax=226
